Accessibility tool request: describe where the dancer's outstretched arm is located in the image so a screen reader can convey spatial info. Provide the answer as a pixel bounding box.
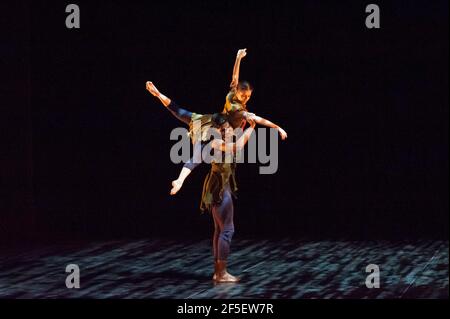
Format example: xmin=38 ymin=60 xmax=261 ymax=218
xmin=230 ymin=49 xmax=247 ymax=89
xmin=244 ymin=112 xmax=288 ymax=140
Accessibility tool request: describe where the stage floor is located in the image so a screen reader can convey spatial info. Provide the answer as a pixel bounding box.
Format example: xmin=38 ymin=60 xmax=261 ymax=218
xmin=0 ymin=239 xmax=448 ymax=299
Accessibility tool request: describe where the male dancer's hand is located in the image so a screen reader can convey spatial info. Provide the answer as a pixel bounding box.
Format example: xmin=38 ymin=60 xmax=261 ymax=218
xmin=245 ymin=112 xmax=257 ymax=121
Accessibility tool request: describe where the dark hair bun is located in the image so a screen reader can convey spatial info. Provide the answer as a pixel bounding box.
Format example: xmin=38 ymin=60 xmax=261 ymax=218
xmin=211 ymin=113 xmax=228 ymax=127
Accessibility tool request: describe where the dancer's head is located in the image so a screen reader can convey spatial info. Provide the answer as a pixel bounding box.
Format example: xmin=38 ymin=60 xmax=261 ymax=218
xmin=235 ymin=81 xmax=253 ymax=105
xmin=212 ymin=113 xmax=234 ymax=139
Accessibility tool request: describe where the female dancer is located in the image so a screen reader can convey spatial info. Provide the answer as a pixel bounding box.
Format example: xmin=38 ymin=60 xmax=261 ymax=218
xmin=146 ymin=48 xmax=287 ymax=195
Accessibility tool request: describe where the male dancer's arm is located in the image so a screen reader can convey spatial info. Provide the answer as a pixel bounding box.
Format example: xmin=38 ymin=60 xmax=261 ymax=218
xmin=175 ymin=122 xmax=255 ymax=192
xmin=212 ymin=120 xmax=256 ymax=153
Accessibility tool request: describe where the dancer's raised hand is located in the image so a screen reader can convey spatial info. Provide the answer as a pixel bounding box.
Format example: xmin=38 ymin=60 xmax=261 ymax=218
xmin=237 ymin=48 xmax=247 ymax=59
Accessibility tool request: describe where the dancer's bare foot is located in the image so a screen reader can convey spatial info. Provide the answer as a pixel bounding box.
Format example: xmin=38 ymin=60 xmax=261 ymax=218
xmin=213 ymin=260 xmax=240 ymax=283
xmin=170 ymin=179 xmax=183 ymax=195
xmin=215 ymin=271 xmax=240 ymax=283
xmin=146 ymin=81 xmax=160 ymax=97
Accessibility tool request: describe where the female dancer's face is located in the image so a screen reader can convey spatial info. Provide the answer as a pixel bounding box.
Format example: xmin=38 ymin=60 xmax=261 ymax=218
xmin=235 ymin=89 xmax=252 ymax=105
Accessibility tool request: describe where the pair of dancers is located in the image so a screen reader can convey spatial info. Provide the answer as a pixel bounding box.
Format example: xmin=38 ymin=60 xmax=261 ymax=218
xmin=146 ymin=49 xmax=287 ymax=283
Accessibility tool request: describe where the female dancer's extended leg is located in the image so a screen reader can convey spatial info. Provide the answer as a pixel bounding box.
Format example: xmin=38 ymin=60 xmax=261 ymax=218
xmin=146 ymin=81 xmax=205 ymax=195
xmin=146 ymin=81 xmax=193 ymax=125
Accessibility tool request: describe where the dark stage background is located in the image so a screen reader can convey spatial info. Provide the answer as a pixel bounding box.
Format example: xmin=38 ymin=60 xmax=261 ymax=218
xmin=2 ymin=0 xmax=448 ymax=243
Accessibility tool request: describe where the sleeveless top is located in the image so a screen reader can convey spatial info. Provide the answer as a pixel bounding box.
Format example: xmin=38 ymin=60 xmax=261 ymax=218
xmin=222 ymin=90 xmax=248 ymax=129
xmin=188 ymin=90 xmax=248 ymax=143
